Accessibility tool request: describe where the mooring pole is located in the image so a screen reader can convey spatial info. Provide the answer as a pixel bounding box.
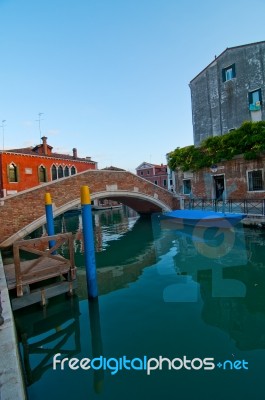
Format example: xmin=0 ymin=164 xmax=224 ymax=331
xmin=81 ymin=186 xmax=98 ymax=299
xmin=45 ymin=192 xmax=56 ymax=250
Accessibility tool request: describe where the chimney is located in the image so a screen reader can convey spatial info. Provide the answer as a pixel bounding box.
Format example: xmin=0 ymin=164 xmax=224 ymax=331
xmin=73 ymin=148 xmax=77 ymax=159
xmin=41 ymin=136 xmax=48 ymax=155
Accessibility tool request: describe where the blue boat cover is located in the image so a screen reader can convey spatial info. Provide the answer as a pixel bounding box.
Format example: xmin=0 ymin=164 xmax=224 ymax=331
xmin=162 ymin=210 xmax=246 ymax=220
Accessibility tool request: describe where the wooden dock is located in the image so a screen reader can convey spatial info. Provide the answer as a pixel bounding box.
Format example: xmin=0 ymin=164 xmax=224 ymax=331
xmin=3 ymin=233 xmax=77 ymax=310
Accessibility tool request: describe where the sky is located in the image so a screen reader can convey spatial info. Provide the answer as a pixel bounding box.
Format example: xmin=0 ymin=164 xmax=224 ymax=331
xmin=0 ymin=0 xmax=265 ymax=172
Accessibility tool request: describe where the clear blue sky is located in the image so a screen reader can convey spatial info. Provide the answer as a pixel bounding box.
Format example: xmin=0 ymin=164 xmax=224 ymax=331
xmin=1 ymin=0 xmax=265 ymax=172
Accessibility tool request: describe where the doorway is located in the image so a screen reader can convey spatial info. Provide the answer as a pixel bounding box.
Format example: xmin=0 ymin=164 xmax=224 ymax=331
xmin=213 ymin=175 xmax=225 ymax=200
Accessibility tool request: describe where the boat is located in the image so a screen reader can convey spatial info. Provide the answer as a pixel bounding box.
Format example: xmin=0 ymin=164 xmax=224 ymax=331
xmin=159 ymin=209 xmax=246 ymax=229
xmin=92 ymin=205 xmax=122 ymax=211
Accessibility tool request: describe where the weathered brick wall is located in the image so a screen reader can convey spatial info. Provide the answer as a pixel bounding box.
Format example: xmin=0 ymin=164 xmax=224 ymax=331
xmin=0 ymin=170 xmax=178 ymax=247
xmin=175 ymin=154 xmax=265 ymax=200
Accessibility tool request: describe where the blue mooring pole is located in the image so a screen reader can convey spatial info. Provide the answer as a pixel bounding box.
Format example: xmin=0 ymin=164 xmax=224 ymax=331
xmin=45 ymin=192 xmax=56 ymax=250
xmin=81 ymin=186 xmax=98 ymax=299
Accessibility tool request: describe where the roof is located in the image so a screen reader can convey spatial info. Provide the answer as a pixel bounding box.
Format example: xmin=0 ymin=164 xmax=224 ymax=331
xmin=190 ymin=40 xmax=265 ymax=84
xmin=101 ymin=166 xmax=126 ymax=171
xmin=136 ymin=162 xmax=167 ymax=170
xmin=4 ymin=146 xmax=96 ymax=163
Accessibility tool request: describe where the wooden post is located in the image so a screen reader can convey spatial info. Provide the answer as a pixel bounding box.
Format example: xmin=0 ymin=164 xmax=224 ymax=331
xmin=13 ymin=242 xmax=23 ymax=297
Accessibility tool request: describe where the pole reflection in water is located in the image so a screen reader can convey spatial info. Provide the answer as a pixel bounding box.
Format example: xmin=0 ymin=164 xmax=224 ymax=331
xmin=88 ymin=298 xmax=104 ymax=394
xmin=12 ymin=207 xmax=265 ymax=399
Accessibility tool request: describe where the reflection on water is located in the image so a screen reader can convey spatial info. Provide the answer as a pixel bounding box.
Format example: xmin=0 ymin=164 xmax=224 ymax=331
xmin=14 ymin=207 xmax=265 ymax=400
xmin=152 ymin=214 xmax=265 ymax=351
xmin=15 ymin=295 xmax=81 ymax=386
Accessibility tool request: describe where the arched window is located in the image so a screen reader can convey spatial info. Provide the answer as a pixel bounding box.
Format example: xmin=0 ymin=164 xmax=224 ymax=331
xmin=51 ymin=165 xmax=57 ymax=181
xmin=64 ymin=166 xmax=69 ymax=177
xmin=58 ymin=165 xmax=64 ymax=179
xmin=71 ymin=166 xmax=76 ymax=175
xmin=9 ymin=163 xmax=18 ymax=182
xmin=39 ymin=166 xmax=47 ymax=182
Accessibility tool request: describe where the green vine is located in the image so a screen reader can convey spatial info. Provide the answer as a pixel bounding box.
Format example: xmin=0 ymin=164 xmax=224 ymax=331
xmin=168 ymin=121 xmax=265 ymax=171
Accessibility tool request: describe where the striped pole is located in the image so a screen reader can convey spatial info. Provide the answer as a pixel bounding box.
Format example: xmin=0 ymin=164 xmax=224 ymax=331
xmin=81 ymin=186 xmax=98 ymax=298
xmin=45 ymin=193 xmax=56 ymax=250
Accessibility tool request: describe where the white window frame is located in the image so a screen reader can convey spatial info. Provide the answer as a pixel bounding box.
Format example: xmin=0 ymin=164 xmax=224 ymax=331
xmin=247 ymin=169 xmax=264 ymax=192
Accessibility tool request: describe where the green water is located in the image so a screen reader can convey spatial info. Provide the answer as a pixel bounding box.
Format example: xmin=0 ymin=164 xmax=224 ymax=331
xmin=14 ymin=208 xmax=265 ymax=400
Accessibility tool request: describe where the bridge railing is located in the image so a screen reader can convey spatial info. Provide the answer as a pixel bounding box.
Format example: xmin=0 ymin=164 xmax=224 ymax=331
xmin=13 ymin=233 xmax=76 ymax=297
xmin=184 ymin=198 xmax=265 ymax=216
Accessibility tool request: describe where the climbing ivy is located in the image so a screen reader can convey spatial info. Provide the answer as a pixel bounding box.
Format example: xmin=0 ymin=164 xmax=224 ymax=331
xmin=168 ymin=121 xmax=265 ymax=171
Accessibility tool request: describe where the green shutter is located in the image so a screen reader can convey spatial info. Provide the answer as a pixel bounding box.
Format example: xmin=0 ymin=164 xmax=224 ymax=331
xmin=232 ymin=63 xmax=236 ymax=78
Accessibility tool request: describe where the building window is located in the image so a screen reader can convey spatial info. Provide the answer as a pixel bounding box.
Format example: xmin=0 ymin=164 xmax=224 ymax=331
xmin=51 ymin=165 xmax=57 ymax=181
xmin=140 ymin=171 xmax=143 ymax=176
xmin=8 ymin=163 xmax=18 ymax=182
xmin=71 ymin=166 xmax=76 ymax=175
xmin=147 ymin=171 xmax=150 ymax=175
xmin=249 ymin=89 xmax=262 ymax=111
xmin=183 ymin=179 xmax=191 ymax=195
xmin=248 ymin=170 xmax=263 ymax=191
xmin=154 ymin=180 xmax=158 ymax=185
xmin=39 ymin=166 xmax=47 ymax=182
xmin=64 ymin=166 xmax=69 ymax=177
xmin=222 ymin=64 xmax=236 ymax=82
xmin=58 ymin=165 xmax=64 ymax=179
xmin=163 ymin=179 xmax=167 ymax=186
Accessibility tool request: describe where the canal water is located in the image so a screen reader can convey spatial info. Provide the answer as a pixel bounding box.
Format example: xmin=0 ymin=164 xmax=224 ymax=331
xmin=14 ymin=207 xmax=265 ymax=400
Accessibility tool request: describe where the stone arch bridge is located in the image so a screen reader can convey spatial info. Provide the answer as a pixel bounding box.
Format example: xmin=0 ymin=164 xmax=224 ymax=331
xmin=0 ymin=169 xmax=179 ymax=248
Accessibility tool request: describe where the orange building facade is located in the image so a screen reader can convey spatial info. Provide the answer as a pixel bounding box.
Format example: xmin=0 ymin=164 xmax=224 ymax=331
xmin=0 ymin=136 xmax=97 ymax=197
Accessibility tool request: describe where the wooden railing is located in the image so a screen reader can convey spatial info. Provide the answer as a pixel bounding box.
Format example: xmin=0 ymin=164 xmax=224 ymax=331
xmin=13 ymin=233 xmax=76 ymax=297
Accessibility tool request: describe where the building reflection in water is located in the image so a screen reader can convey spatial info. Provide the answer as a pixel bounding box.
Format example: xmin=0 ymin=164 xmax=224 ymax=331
xmin=14 ymin=207 xmax=156 ymax=392
xmin=16 ymin=206 xmax=265 ymax=395
xmin=152 ymin=212 xmax=265 ymax=351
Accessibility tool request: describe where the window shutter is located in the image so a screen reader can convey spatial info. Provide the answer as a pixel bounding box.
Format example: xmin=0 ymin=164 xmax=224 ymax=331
xmin=248 ymin=92 xmax=253 ymax=105
xmin=16 ymin=165 xmax=19 ymax=182
xmin=232 ymin=63 xmax=236 ymax=78
xmin=259 ymin=88 xmax=262 ymax=103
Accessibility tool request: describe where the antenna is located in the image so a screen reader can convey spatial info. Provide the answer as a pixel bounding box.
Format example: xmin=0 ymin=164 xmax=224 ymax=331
xmin=36 ymin=113 xmax=44 ymax=143
xmin=0 ymin=120 xmax=6 ymax=150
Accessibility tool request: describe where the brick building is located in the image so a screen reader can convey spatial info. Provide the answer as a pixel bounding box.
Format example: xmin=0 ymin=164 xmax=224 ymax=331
xmin=175 ymin=153 xmax=265 ymax=201
xmin=190 ymin=41 xmax=265 ymax=146
xmin=0 ymin=136 xmax=97 ymax=197
xmin=136 ymin=162 xmax=168 ymax=189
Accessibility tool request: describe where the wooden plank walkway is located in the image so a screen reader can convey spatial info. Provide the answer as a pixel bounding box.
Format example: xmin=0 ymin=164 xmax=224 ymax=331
xmin=10 ymin=280 xmax=78 ymax=311
xmin=3 ymin=233 xmax=77 ymax=309
xmin=4 ymin=255 xmax=71 ymax=290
